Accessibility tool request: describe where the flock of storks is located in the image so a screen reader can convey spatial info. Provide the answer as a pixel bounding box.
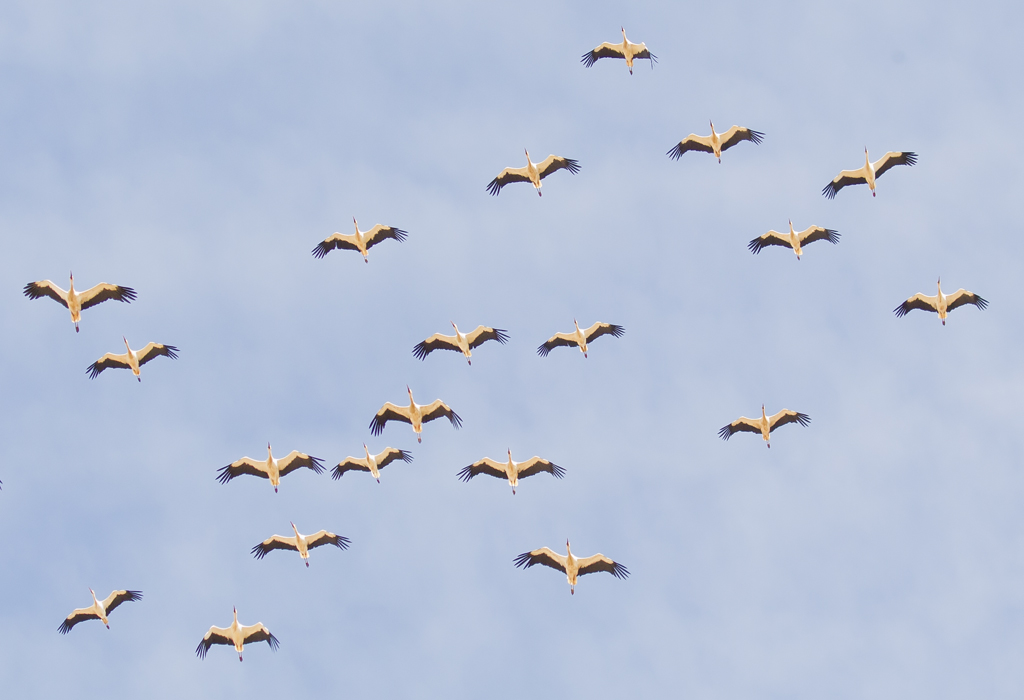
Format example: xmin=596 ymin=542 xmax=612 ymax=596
xmin=17 ymin=27 xmax=990 ymax=661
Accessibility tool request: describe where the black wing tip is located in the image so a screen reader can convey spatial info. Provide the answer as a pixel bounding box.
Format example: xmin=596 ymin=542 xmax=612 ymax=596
xmin=311 ymin=242 xmax=329 ymax=259
xmin=581 ymin=51 xmax=597 ymax=66
xmin=117 ymin=286 xmax=138 ymax=302
xmin=369 ymin=417 xmax=385 ymax=436
xmin=215 ymin=465 xmax=233 ymax=484
xmin=822 ymin=183 xmax=838 ymax=199
xmin=747 ymin=129 xmax=765 ymax=145
xmin=412 ymin=341 xmax=429 ymax=360
xmin=612 ymin=563 xmax=630 ymax=579
xmin=493 ymin=328 xmax=510 ymax=344
xmin=267 ymin=633 xmax=281 ymax=651
xmin=796 ymin=413 xmax=811 ymax=427
xmin=334 ymin=535 xmax=352 ymax=550
xmin=748 ymin=239 xmax=763 ymax=254
xmin=163 ymin=345 xmax=180 ymax=360
xmin=610 ymin=324 xmax=625 ymax=337
xmin=536 ymin=344 xmax=550 ymax=357
xmin=564 ymin=158 xmax=581 ymax=174
xmin=86 ymin=363 xmax=101 ymax=379
xmin=825 ymin=229 xmax=841 ymax=244
xmin=550 ymin=463 xmax=566 ymax=479
xmin=486 ymin=178 xmax=501 ymax=196
xmin=196 ymin=641 xmax=208 ymax=658
xmin=330 ymin=465 xmax=345 ymax=480
xmin=58 ymin=621 xmax=72 ymax=635
xmin=456 ymin=465 xmax=474 ymax=482
xmin=513 ymin=552 xmax=533 ymax=569
xmin=718 ymin=426 xmax=732 ymax=440
xmin=893 ymin=302 xmax=910 ymax=317
xmin=125 ymin=590 xmax=143 ymax=601
xmin=308 ymin=456 xmax=326 ymax=474
xmin=391 ymin=228 xmax=409 ymax=242
xmin=251 ymin=544 xmax=268 ymax=559
xmin=904 ymin=151 xmax=918 ymax=165
xmin=666 ymin=144 xmax=683 ymax=160
xmin=449 ymin=411 xmax=463 ymax=429
xmin=398 ymin=449 xmax=414 ymax=463
xmin=974 ymin=295 xmax=989 ymax=310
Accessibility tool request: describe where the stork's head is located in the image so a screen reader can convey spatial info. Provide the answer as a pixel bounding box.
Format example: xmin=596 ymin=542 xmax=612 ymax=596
xmin=122 ymin=336 xmax=130 ymax=350
xmin=290 ymin=521 xmax=299 ymax=535
xmin=761 ymin=404 xmax=766 ymax=416
xmin=566 ymin=538 xmax=571 ymax=552
xmin=573 ymin=318 xmax=579 ymax=329
xmin=267 ymin=442 xmax=272 ymax=453
xmin=524 ymin=148 xmax=531 ymax=162
xmin=788 ymin=219 xmax=794 ymax=231
xmin=508 ymin=448 xmax=513 ymax=459
xmin=89 ymin=587 xmax=96 ymax=599
xmin=451 ymin=320 xmax=458 ymax=333
xmin=621 ymin=26 xmax=626 ymax=38
xmin=233 ymin=606 xmax=238 ymax=621
xmin=70 ymin=271 xmax=74 ymax=282
xmin=353 ymin=216 xmax=359 ymax=230
xmin=406 ymin=385 xmax=413 ymax=399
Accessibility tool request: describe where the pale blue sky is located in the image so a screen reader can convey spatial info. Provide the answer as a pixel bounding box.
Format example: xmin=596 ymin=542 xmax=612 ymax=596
xmin=1 ymin=1 xmax=1023 ymax=698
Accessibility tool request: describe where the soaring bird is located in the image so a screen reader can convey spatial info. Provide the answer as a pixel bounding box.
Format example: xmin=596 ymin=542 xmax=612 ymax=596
xmin=823 ymin=148 xmax=917 ymax=199
xmin=537 ymin=319 xmax=624 ymax=358
xmin=486 ymin=150 xmax=580 ymax=197
xmin=894 ymin=278 xmax=988 ymax=325
xmin=370 ymin=386 xmax=462 ymax=443
xmin=719 ymin=405 xmax=810 ymax=448
xmin=23 ymin=273 xmax=136 ymax=333
xmin=312 ymin=218 xmax=407 ymax=262
xmin=217 ymin=443 xmax=325 ymax=492
xmin=581 ymin=28 xmax=657 ymax=74
xmin=514 ymin=540 xmax=629 ymax=594
xmin=251 ymin=522 xmax=350 ymax=567
xmin=196 ymin=608 xmax=279 ymax=661
xmin=58 ymin=589 xmax=142 ymax=634
xmin=332 ymin=445 xmax=412 ymax=482
xmin=667 ymin=121 xmax=764 ymax=163
xmin=413 ymin=323 xmax=509 ymax=365
xmin=457 ymin=449 xmax=565 ymax=495
xmin=86 ymin=337 xmax=178 ymax=381
xmin=748 ymin=221 xmax=840 ymax=259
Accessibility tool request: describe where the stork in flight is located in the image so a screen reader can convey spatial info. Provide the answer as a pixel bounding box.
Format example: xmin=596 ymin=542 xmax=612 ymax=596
xmin=581 ymin=28 xmax=657 ymax=74
xmin=748 ymin=221 xmax=840 ymax=259
xmin=823 ymin=148 xmax=917 ymax=199
xmin=537 ymin=319 xmax=624 ymax=358
xmin=413 ymin=323 xmax=509 ymax=365
xmin=514 ymin=540 xmax=629 ymax=594
xmin=86 ymin=338 xmax=179 ymax=381
xmin=486 ymin=150 xmax=580 ymax=196
xmin=217 ymin=443 xmax=325 ymax=492
xmin=332 ymin=445 xmax=412 ymax=482
xmin=667 ymin=121 xmax=764 ymax=163
xmin=312 ymin=218 xmax=407 ymax=262
xmin=894 ymin=278 xmax=988 ymax=325
xmin=196 ymin=608 xmax=279 ymax=661
xmin=719 ymin=405 xmax=810 ymax=448
xmin=252 ymin=522 xmax=350 ymax=567
xmin=370 ymin=386 xmax=462 ymax=443
xmin=458 ymin=449 xmax=565 ymax=495
xmin=23 ymin=273 xmax=137 ymax=333
xmin=58 ymin=589 xmax=142 ymax=634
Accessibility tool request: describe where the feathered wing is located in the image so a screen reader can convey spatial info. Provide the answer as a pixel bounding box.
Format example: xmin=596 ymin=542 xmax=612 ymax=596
xmin=718 ymin=126 xmax=765 ymax=151
xmin=23 ymin=281 xmax=69 ymax=307
xmin=536 ymin=155 xmax=581 ymax=179
xmin=136 ymin=343 xmax=179 ymax=365
xmin=797 ymin=226 xmax=840 ymax=246
xmin=362 ymin=225 xmax=408 ymax=250
xmin=748 ymin=231 xmax=792 ymax=254
xmin=537 ymin=332 xmax=579 ymax=356
xmin=515 ymin=457 xmax=565 ymax=480
xmin=312 ymin=232 xmax=360 ymax=259
xmin=822 ymin=167 xmax=868 ymax=199
xmin=626 ymin=42 xmax=656 ymax=63
xmin=196 ymin=626 xmax=233 ymax=658
xmin=58 ymin=607 xmax=100 ymax=634
xmin=374 ymin=447 xmax=413 ymax=469
xmin=581 ymin=42 xmax=626 ymax=67
xmin=718 ymin=417 xmax=762 ymax=440
xmin=78 ymin=283 xmax=137 ymax=309
xmin=252 ymin=535 xmax=298 ymax=559
xmin=767 ymin=410 xmax=810 ymax=432
xmin=576 ymin=554 xmax=630 ymax=579
xmin=241 ymin=624 xmax=280 ymax=651
xmin=583 ymin=322 xmax=625 ymax=344
xmin=894 ymin=293 xmax=939 ymax=318
xmin=331 ymin=457 xmax=371 ymax=480
xmin=457 ymin=457 xmax=506 ymax=482
xmin=513 ymin=547 xmax=568 ymax=573
xmin=420 ymin=400 xmax=463 ymax=429
xmin=100 ymin=589 xmax=142 ymax=615
xmin=412 ymin=333 xmax=460 ymax=360
xmin=486 ymin=166 xmax=531 ymax=195
xmin=276 ymin=451 xmax=325 ymax=477
xmin=304 ymin=530 xmax=351 ymax=551
xmin=667 ymin=134 xmax=715 ymax=160
xmin=465 ymin=325 xmax=510 ymax=349
xmin=944 ymin=289 xmax=988 ymax=312
xmin=86 ymin=352 xmax=131 ymax=379
xmin=369 ymin=403 xmax=413 ymax=436
xmin=216 ymin=458 xmax=270 ymax=484
xmin=872 ymin=151 xmax=918 ymax=178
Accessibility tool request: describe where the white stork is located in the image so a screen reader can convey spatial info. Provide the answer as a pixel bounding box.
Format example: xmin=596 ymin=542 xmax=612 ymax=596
xmin=581 ymin=28 xmax=657 ymax=74
xmin=537 ymin=319 xmax=624 ymax=358
xmin=894 ymin=278 xmax=988 ymax=325
xmin=486 ymin=150 xmax=580 ymax=196
xmin=412 ymin=323 xmax=509 ymax=365
xmin=370 ymin=386 xmax=461 ymax=443
xmin=58 ymin=589 xmax=142 ymax=634
xmin=217 ymin=443 xmax=325 ymax=492
xmin=458 ymin=449 xmax=565 ymax=495
xmin=86 ymin=337 xmax=178 ymax=381
xmin=514 ymin=540 xmax=629 ymax=594
xmin=312 ymin=218 xmax=407 ymax=262
xmin=196 ymin=607 xmax=279 ymax=661
xmin=748 ymin=221 xmax=840 ymax=259
xmin=23 ymin=273 xmax=136 ymax=333
xmin=251 ymin=522 xmax=350 ymax=567
xmin=823 ymin=148 xmax=917 ymax=199
xmin=719 ymin=405 xmax=810 ymax=448
xmin=667 ymin=121 xmax=764 ymax=163
xmin=332 ymin=445 xmax=412 ymax=482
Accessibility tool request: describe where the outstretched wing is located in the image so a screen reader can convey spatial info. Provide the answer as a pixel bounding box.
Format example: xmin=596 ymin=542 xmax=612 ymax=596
xmin=136 ymin=343 xmax=179 ymax=366
xmin=100 ymin=589 xmax=142 ymax=615
xmin=276 ymin=451 xmax=325 ymax=477
xmin=822 ymin=168 xmax=868 ymax=199
xmin=767 ymin=410 xmax=810 ymax=432
xmin=216 ymin=457 xmax=269 ymax=484
xmin=251 ymin=535 xmax=298 ymax=559
xmin=718 ymin=126 xmax=764 ymax=152
xmin=78 ymin=283 xmax=137 ymax=310
xmin=516 ymin=457 xmax=565 ymax=480
xmin=369 ymin=403 xmax=412 ymax=436
xmin=86 ymin=352 xmax=131 ymax=379
xmin=304 ymin=530 xmax=351 ymax=551
xmin=536 ymin=155 xmax=581 ymax=180
xmin=748 ymin=231 xmax=792 ymax=254
xmin=626 ymin=42 xmax=657 ymax=64
xmin=331 ymin=457 xmax=371 ymax=480
xmin=58 ymin=607 xmax=100 ymax=634
xmin=363 ymin=225 xmax=408 ymax=250
xmin=23 ymin=280 xmax=69 ymax=307
xmin=420 ymin=400 xmax=462 ymax=429
xmin=583 ymin=322 xmax=624 ymax=344
xmin=312 ymin=232 xmax=360 ymax=259
xmin=513 ymin=547 xmax=568 ymax=573
xmin=945 ymin=289 xmax=988 ymax=313
xmin=667 ymin=134 xmax=714 ymax=160
xmin=412 ymin=333 xmax=460 ymax=360
xmin=196 ymin=626 xmax=233 ymax=658
xmin=797 ymin=226 xmax=840 ymax=246
xmin=872 ymin=151 xmax=917 ymax=178
xmin=718 ymin=416 xmax=762 ymax=440
xmin=486 ymin=166 xmax=531 ymax=196
xmin=241 ymin=624 xmax=280 ymax=651
xmin=537 ymin=332 xmax=579 ymax=357
xmin=465 ymin=325 xmax=510 ymax=349
xmin=457 ymin=457 xmax=506 ymax=482
xmin=576 ymin=554 xmax=630 ymax=579
xmin=894 ymin=293 xmax=938 ymax=318
xmin=375 ymin=447 xmax=413 ymax=469
xmin=581 ymin=42 xmax=626 ymax=67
